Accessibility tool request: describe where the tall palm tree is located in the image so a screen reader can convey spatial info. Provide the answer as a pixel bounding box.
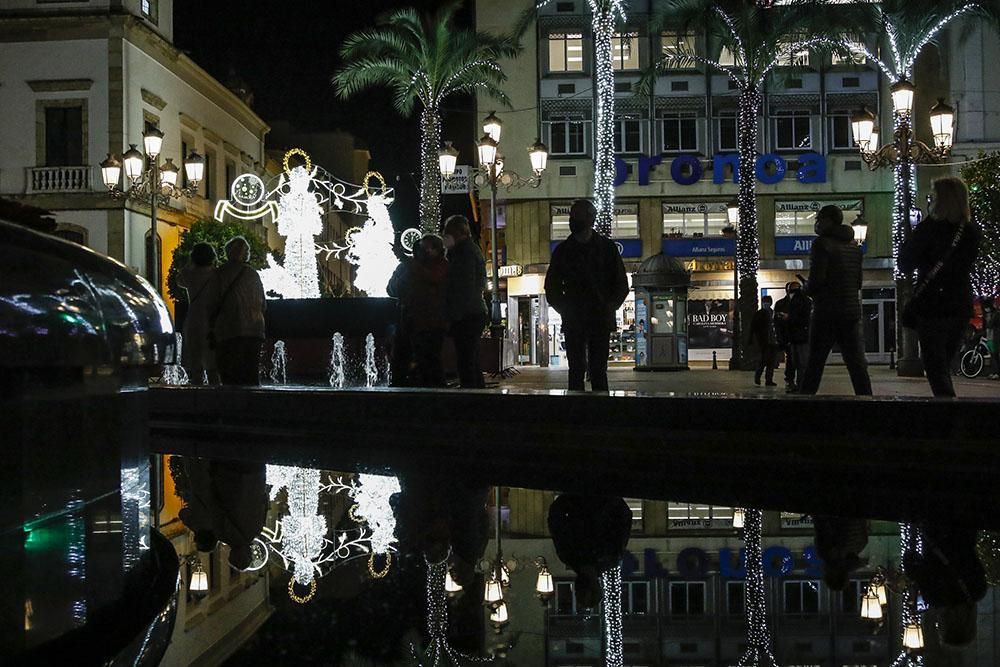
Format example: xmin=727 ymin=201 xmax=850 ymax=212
xmin=334 ymin=2 xmax=519 ymax=234
xmin=836 ymin=0 xmax=999 ymax=377
xmin=650 ymin=0 xmax=850 ymax=369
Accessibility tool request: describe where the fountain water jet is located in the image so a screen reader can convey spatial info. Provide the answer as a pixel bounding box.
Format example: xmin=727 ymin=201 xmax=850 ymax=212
xmin=364 ymin=333 xmax=378 ymax=387
xmin=328 ymin=333 xmax=346 ymax=388
xmin=270 ymin=340 xmax=288 ymax=385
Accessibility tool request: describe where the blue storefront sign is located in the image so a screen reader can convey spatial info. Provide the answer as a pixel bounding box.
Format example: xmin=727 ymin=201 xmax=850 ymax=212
xmin=549 ymin=238 xmax=643 ymax=258
xmin=775 ymin=235 xmax=868 ymax=256
xmin=662 ymin=237 xmax=735 ymax=257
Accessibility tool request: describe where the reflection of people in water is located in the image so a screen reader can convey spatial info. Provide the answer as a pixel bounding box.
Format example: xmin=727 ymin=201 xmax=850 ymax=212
xmin=547 ymin=494 xmax=631 ymax=609
xmin=172 ymin=457 xmax=268 ymax=570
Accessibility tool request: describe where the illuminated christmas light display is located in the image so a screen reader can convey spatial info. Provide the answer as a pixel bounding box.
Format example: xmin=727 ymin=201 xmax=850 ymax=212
xmin=588 ymin=0 xmax=626 ymax=238
xmin=891 ymin=523 xmax=924 ymax=667
xmin=274 ymin=163 xmax=324 ymax=299
xmin=961 ymin=152 xmax=1000 ymax=297
xmin=601 ymin=565 xmax=624 ymax=667
xmin=345 ymin=473 xmax=401 ymax=555
xmin=160 ymin=332 xmax=189 ymax=386
xmin=348 ymin=188 xmax=398 ymax=297
xmin=738 ymin=508 xmax=778 ymax=667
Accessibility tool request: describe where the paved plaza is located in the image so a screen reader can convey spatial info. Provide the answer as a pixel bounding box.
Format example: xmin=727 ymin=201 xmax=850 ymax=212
xmin=497 ymin=362 xmax=1000 ymax=399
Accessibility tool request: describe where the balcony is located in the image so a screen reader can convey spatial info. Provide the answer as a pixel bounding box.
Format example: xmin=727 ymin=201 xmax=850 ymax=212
xmin=26 ymin=165 xmax=92 ymax=194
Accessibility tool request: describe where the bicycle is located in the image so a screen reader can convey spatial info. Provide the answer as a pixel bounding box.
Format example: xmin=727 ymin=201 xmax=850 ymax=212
xmin=959 ymin=336 xmax=994 ymax=378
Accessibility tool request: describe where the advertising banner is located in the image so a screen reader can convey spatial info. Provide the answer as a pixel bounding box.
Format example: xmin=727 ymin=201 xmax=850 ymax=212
xmin=688 ymin=299 xmax=733 ymax=349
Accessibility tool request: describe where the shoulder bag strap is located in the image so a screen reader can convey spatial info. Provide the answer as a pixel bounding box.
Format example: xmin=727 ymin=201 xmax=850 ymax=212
xmin=912 ymin=223 xmax=965 ymax=299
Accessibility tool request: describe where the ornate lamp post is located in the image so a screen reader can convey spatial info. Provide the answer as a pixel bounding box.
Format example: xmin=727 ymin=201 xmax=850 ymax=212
xmin=99 ymin=127 xmax=204 ymax=293
xmin=440 ymin=113 xmax=548 ymax=373
xmin=851 ymin=80 xmax=955 ymax=376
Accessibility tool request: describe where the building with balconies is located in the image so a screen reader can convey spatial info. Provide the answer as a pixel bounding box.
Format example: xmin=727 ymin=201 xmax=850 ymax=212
xmin=474 ymin=0 xmax=999 ymax=368
xmin=0 ymin=0 xmax=269 ymax=301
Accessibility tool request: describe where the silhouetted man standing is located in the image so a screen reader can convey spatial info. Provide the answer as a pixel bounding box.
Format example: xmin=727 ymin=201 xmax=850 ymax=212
xmin=544 ymin=200 xmax=629 ymax=391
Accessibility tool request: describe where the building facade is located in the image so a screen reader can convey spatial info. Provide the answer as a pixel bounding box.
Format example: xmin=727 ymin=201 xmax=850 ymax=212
xmin=474 ymin=0 xmax=999 ymax=368
xmin=0 ymin=0 xmax=269 ymax=302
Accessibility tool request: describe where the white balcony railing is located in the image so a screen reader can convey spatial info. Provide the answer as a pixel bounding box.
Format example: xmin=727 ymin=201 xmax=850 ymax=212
xmin=26 ymin=166 xmax=92 ymax=194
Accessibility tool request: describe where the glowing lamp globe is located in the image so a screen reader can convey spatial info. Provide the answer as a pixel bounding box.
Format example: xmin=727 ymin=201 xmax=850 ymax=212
xmin=852 ymin=217 xmax=868 ymax=244
xmin=159 ymin=158 xmax=179 ymax=188
xmin=477 ymin=135 xmax=498 ymax=167
xmin=867 ymin=128 xmax=880 ymax=152
xmin=732 ymin=507 xmax=745 ymax=528
xmin=483 ymin=110 xmax=503 ymax=143
xmin=528 ymin=138 xmax=549 ymax=174
xmin=189 ymin=567 xmax=208 ymax=594
xmin=929 ymin=98 xmax=955 ymax=150
xmin=445 ymin=569 xmax=463 ymax=594
xmin=860 ymin=588 xmax=882 ymax=619
xmin=489 ymin=600 xmax=509 ymax=625
xmin=100 ymin=154 xmax=122 ymax=189
xmin=484 ymin=577 xmax=503 ymax=604
xmin=903 ymin=622 xmax=924 ymax=649
xmin=872 ymin=580 xmax=887 ymax=606
xmin=891 ymin=79 xmax=915 ymax=116
xmin=727 ymin=200 xmax=740 ymax=226
xmin=438 ymin=141 xmax=459 ymax=179
xmin=142 ymin=126 xmax=164 ymax=159
xmin=536 ymin=569 xmax=554 ymax=598
xmin=851 ymin=107 xmax=877 ymax=151
xmin=184 ymin=151 xmax=205 ymax=185
xmin=122 ymin=145 xmax=145 ymax=182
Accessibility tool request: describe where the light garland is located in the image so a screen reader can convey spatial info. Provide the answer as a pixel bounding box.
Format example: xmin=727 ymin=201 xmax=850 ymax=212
xmin=738 ymin=508 xmax=778 ymax=667
xmin=601 ymin=564 xmax=624 ymax=667
xmin=412 ymin=555 xmax=495 ymax=666
xmin=288 ymin=577 xmax=317 ymax=604
xmin=961 ymin=152 xmax=1000 ymax=297
xmin=368 ymin=552 xmax=392 ymax=579
xmin=588 ymin=0 xmax=624 ymax=238
xmin=420 ymin=108 xmax=443 ymax=234
xmin=891 ymin=523 xmax=925 ymax=667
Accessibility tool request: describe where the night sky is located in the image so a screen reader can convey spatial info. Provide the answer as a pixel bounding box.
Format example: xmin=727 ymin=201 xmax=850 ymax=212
xmin=174 ymin=0 xmax=478 ymax=231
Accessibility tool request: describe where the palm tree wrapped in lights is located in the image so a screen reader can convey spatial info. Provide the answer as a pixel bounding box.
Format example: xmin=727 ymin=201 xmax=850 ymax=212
xmin=649 ymin=0 xmax=854 ymax=367
xmin=334 ymin=1 xmax=521 ymax=234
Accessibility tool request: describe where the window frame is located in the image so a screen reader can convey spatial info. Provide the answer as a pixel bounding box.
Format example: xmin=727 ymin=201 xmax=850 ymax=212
xmin=659 ymin=111 xmax=700 ymax=154
xmin=714 ymin=111 xmax=738 ymax=152
xmin=660 ymin=31 xmax=698 ymax=69
xmin=828 ymin=111 xmax=858 ymax=151
xmin=614 ymin=112 xmax=645 ymax=154
xmin=547 ymin=32 xmax=586 ymax=74
xmin=544 ymin=112 xmax=591 ymax=156
xmin=783 ymin=579 xmax=822 ymax=616
xmin=726 ymin=580 xmax=746 ymax=616
xmin=612 ymin=31 xmax=641 ymax=71
xmin=772 ymin=109 xmax=813 ymax=151
xmin=621 ymin=579 xmax=652 ymax=615
xmin=668 ymin=580 xmax=707 ymax=617
xmin=666 ymin=502 xmax=736 ymax=528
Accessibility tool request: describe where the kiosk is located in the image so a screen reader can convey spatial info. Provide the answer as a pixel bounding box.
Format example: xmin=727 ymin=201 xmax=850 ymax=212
xmin=633 ymin=254 xmax=692 ymax=371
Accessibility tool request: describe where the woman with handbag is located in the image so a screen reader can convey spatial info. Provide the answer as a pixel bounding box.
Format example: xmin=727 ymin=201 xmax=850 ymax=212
xmin=900 ymin=177 xmax=982 ymax=397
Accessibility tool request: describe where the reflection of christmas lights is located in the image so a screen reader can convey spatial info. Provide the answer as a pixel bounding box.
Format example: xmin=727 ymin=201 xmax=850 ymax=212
xmin=412 ymin=554 xmax=495 ymax=665
xmin=601 ymin=565 xmax=624 ymax=667
xmin=348 ymin=473 xmax=401 ymax=554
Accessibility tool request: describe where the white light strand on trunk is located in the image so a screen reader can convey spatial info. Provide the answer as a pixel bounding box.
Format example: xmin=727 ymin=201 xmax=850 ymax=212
xmin=420 ymin=107 xmax=443 ymax=234
xmin=601 ymin=564 xmax=624 ymax=667
xmin=588 ymin=0 xmax=624 ymax=238
xmin=891 ymin=523 xmax=925 ymax=667
xmin=738 ymin=508 xmax=778 ymax=667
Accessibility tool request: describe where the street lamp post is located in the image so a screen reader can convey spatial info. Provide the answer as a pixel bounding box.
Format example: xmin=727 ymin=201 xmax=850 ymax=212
xmin=99 ymin=127 xmax=204 ymax=294
xmin=851 ymin=80 xmax=955 ymax=376
xmin=726 ymin=199 xmax=742 ymax=370
xmin=439 ymin=112 xmax=548 ymax=374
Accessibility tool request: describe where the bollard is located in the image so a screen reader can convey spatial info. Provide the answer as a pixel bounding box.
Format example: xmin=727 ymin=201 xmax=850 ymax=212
xmin=712 ymin=350 xmax=718 ymax=370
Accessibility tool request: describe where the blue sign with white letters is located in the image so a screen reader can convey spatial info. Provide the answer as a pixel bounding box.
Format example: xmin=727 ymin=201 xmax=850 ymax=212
xmin=775 ymin=236 xmax=868 ymax=256
xmin=663 ymin=238 xmax=735 ymax=257
xmin=549 ymin=238 xmax=643 ymax=258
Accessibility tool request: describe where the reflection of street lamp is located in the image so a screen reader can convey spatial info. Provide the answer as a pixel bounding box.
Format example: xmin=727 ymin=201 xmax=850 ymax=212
xmin=851 ymin=80 xmax=955 ymax=376
xmin=726 ymin=199 xmax=742 ymax=369
xmin=440 ymin=113 xmax=548 ymax=373
xmin=100 ymin=127 xmax=203 ymax=293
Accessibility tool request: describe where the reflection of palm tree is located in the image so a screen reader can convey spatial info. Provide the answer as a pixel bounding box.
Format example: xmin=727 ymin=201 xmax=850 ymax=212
xmin=412 ymin=555 xmax=494 ymax=666
xmin=334 ymin=2 xmax=519 ymax=234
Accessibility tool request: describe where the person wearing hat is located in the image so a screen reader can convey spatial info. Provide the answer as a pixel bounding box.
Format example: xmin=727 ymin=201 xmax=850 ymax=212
xmin=544 ymin=199 xmax=629 ymax=391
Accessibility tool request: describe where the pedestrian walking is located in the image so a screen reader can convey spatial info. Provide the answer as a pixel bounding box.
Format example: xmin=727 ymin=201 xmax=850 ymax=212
xmin=750 ymin=295 xmax=780 ymax=386
xmin=177 ymin=242 xmax=219 ymax=384
xmin=544 ymin=199 xmax=629 ymax=391
xmin=899 ymin=176 xmax=982 ymax=397
xmin=208 ymin=236 xmax=266 ymax=386
xmin=391 ymin=234 xmax=449 ymax=387
xmin=775 ymin=281 xmax=811 ymax=392
xmin=799 ymin=205 xmax=873 ymax=395
xmin=443 ymin=215 xmax=488 ymax=388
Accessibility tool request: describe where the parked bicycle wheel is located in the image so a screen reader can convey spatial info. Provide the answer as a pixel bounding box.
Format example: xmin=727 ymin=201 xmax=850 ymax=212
xmin=961 ymin=349 xmax=985 ymax=378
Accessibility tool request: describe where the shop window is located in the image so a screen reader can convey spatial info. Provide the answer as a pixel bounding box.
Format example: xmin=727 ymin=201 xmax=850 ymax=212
xmin=614 ymin=113 xmax=644 ymax=154
xmin=612 ymin=32 xmax=641 ymax=71
xmin=774 ymin=110 xmax=813 ymax=151
xmin=544 ymin=113 xmax=590 ymax=156
xmin=548 ymin=32 xmax=585 ymax=73
xmin=669 ymin=581 xmax=706 ymax=616
xmin=622 ymin=580 xmax=651 ymax=614
xmin=44 ymin=106 xmax=84 ymax=166
xmin=667 ymin=502 xmax=735 ymax=528
xmin=784 ymin=580 xmax=821 ymax=614
xmin=715 ymin=111 xmax=738 ymax=152
xmin=774 ymin=201 xmax=862 ymax=236
xmin=727 ymin=580 xmax=745 ymax=615
xmin=662 ymin=202 xmax=728 ymax=238
xmin=661 ymin=31 xmax=697 ymax=68
xmin=829 ymin=113 xmax=857 ymax=150
xmin=551 ymin=203 xmax=638 ymax=239
xmin=660 ymin=112 xmax=699 ymax=153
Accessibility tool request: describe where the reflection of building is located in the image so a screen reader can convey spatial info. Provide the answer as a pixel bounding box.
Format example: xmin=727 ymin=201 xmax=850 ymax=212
xmin=477 ymin=0 xmax=1000 ymax=367
xmin=491 ymin=490 xmax=998 ymax=666
xmin=0 ymin=0 xmax=268 ymax=303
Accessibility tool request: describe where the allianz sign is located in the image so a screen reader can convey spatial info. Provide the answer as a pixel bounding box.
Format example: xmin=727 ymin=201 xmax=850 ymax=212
xmin=615 ymin=152 xmax=828 ymax=187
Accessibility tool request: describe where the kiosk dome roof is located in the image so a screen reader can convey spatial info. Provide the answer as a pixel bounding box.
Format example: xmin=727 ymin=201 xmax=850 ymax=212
xmin=634 ymin=253 xmax=691 ymax=289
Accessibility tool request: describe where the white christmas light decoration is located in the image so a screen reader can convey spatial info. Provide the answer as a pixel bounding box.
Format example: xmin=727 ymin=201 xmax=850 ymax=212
xmin=601 ymin=564 xmax=624 ymax=667
xmin=891 ymin=523 xmax=925 ymax=667
xmin=160 ymin=332 xmax=189 ymax=386
xmin=738 ymin=508 xmax=778 ymax=667
xmin=274 ymin=164 xmax=324 ymax=299
xmin=347 ymin=473 xmax=401 ymax=555
xmin=588 ymin=0 xmax=626 ymax=238
xmin=347 ymin=190 xmax=399 ymax=298
xmin=412 ymin=554 xmax=495 ymax=665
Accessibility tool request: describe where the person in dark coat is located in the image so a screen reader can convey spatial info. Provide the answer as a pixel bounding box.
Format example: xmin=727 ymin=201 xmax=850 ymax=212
xmin=386 ymin=257 xmax=415 ymax=386
xmin=388 ymin=234 xmax=448 ymax=387
xmin=775 ymin=281 xmax=811 ymax=392
xmin=799 ymin=206 xmax=872 ymax=395
xmin=750 ymin=295 xmax=780 ymax=386
xmin=544 ymin=200 xmax=630 ymax=392
xmin=547 ymin=494 xmax=632 ymax=609
xmin=900 ymin=177 xmax=982 ymax=397
xmin=443 ymin=215 xmax=488 ymax=388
